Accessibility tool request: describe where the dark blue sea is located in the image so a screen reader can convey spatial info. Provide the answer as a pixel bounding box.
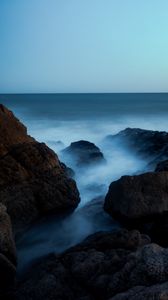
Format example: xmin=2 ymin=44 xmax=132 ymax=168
xmin=1 ymin=93 xmax=168 ymax=146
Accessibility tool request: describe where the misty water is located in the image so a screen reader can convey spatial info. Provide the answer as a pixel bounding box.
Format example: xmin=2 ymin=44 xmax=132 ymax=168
xmin=1 ymin=93 xmax=168 ymax=275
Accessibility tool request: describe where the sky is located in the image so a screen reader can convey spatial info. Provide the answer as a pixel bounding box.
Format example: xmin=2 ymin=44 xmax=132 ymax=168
xmin=0 ymin=0 xmax=168 ymax=93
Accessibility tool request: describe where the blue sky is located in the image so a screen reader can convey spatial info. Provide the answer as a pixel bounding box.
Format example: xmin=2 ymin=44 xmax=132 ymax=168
xmin=0 ymin=0 xmax=168 ymax=93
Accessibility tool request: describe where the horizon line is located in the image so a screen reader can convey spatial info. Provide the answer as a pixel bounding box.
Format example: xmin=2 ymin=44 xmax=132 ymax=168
xmin=0 ymin=91 xmax=168 ymax=95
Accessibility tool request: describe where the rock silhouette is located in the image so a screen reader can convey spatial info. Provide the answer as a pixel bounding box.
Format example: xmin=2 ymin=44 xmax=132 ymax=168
xmin=62 ymin=140 xmax=106 ymax=167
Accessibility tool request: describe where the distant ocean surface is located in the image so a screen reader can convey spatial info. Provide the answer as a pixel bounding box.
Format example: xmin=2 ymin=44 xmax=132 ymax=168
xmin=1 ymin=93 xmax=168 ymax=148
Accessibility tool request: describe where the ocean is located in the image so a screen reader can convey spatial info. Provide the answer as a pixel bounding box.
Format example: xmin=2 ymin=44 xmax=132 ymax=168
xmin=1 ymin=93 xmax=168 ymax=275
xmin=1 ymin=93 xmax=168 ymax=148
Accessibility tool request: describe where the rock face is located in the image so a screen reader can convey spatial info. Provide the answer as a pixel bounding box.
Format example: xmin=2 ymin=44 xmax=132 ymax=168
xmin=10 ymin=229 xmax=154 ymax=300
xmin=0 ymin=204 xmax=16 ymax=290
xmin=105 ymin=128 xmax=168 ymax=169
xmin=62 ymin=140 xmax=106 ymax=167
xmin=104 ymin=172 xmax=168 ymax=222
xmin=110 ymin=282 xmax=168 ymax=300
xmin=0 ymin=105 xmax=80 ymax=233
xmin=155 ymin=159 xmax=168 ymax=172
xmin=0 ymin=104 xmax=34 ymax=156
xmin=11 ymin=228 xmax=168 ymax=300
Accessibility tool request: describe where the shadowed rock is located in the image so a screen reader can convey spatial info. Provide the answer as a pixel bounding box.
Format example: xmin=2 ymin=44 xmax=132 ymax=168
xmin=0 ymin=104 xmax=34 ymax=156
xmin=104 ymin=172 xmax=168 ymax=222
xmin=9 ymin=229 xmax=152 ymax=300
xmin=62 ymin=140 xmax=106 ymax=168
xmin=155 ymin=160 xmax=168 ymax=172
xmin=10 ymin=230 xmax=168 ymax=300
xmin=105 ymin=127 xmax=168 ymax=169
xmin=0 ymin=105 xmax=80 ymax=233
xmin=0 ymin=204 xmax=16 ymax=290
xmin=110 ymin=281 xmax=168 ymax=300
xmin=0 ymin=103 xmax=81 ymax=294
xmin=104 ymin=171 xmax=168 ymax=246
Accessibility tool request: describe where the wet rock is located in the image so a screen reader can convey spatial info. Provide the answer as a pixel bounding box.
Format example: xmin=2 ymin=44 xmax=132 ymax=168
xmin=0 ymin=104 xmax=34 ymax=156
xmin=0 ymin=105 xmax=80 ymax=233
xmin=155 ymin=160 xmax=168 ymax=172
xmin=105 ymin=128 xmax=168 ymax=169
xmin=11 ymin=230 xmax=152 ymax=300
xmin=104 ymin=171 xmax=168 ymax=246
xmin=0 ymin=142 xmax=80 ymax=233
xmin=104 ymin=172 xmax=168 ymax=223
xmin=62 ymin=140 xmax=106 ymax=167
xmin=60 ymin=162 xmax=75 ymax=178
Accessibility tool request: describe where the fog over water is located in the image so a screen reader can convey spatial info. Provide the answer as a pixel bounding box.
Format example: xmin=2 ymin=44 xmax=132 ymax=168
xmin=1 ymin=93 xmax=168 ymax=275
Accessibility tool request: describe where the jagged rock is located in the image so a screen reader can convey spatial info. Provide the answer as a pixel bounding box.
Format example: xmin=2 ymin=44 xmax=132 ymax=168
xmin=155 ymin=160 xmax=168 ymax=172
xmin=110 ymin=282 xmax=168 ymax=300
xmin=0 ymin=148 xmax=80 ymax=231
xmin=10 ymin=229 xmax=151 ymax=300
xmin=13 ymin=240 xmax=168 ymax=300
xmin=104 ymin=171 xmax=168 ymax=246
xmin=104 ymin=172 xmax=168 ymax=222
xmin=62 ymin=140 xmax=106 ymax=167
xmin=0 ymin=105 xmax=80 ymax=233
xmin=0 ymin=104 xmax=34 ymax=156
xmin=105 ymin=128 xmax=168 ymax=169
xmin=60 ymin=162 xmax=75 ymax=178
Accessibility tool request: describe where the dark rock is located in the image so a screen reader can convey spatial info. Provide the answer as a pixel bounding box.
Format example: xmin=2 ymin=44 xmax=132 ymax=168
xmin=0 ymin=204 xmax=16 ymax=265
xmin=0 ymin=204 xmax=16 ymax=290
xmin=0 ymin=142 xmax=80 ymax=233
xmin=10 ymin=229 xmax=152 ymax=300
xmin=0 ymin=105 xmax=80 ymax=233
xmin=0 ymin=253 xmax=16 ymax=291
xmin=155 ymin=160 xmax=168 ymax=172
xmin=68 ymin=228 xmax=150 ymax=252
xmin=0 ymin=104 xmax=81 ymax=295
xmin=110 ymin=282 xmax=168 ymax=300
xmin=104 ymin=172 xmax=168 ymax=223
xmin=60 ymin=162 xmax=75 ymax=178
xmin=0 ymin=104 xmax=34 ymax=156
xmin=105 ymin=128 xmax=168 ymax=169
xmin=62 ymin=140 xmax=106 ymax=167
xmin=104 ymin=171 xmax=168 ymax=246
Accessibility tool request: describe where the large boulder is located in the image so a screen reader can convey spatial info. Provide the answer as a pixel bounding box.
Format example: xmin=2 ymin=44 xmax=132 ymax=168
xmin=104 ymin=171 xmax=168 ymax=246
xmin=0 ymin=105 xmax=80 ymax=232
xmin=10 ymin=228 xmax=168 ymax=300
xmin=62 ymin=140 xmax=106 ymax=168
xmin=104 ymin=172 xmax=168 ymax=223
xmin=9 ymin=229 xmax=152 ymax=300
xmin=105 ymin=128 xmax=168 ymax=169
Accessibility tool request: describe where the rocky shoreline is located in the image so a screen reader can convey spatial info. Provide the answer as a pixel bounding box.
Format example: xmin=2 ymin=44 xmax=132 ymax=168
xmin=1 ymin=104 xmax=168 ymax=299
